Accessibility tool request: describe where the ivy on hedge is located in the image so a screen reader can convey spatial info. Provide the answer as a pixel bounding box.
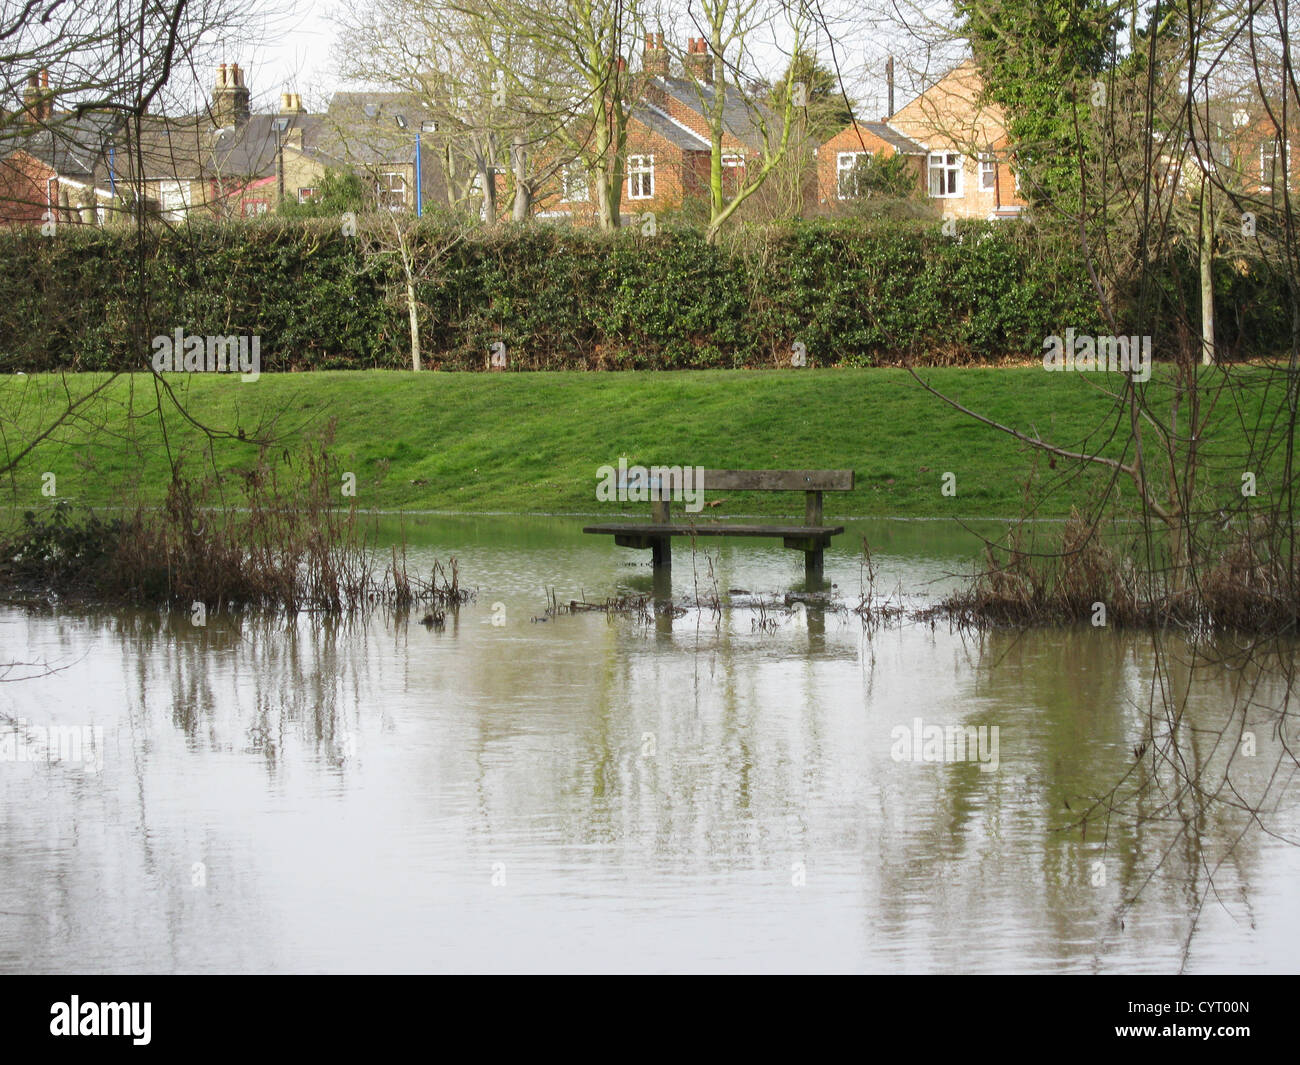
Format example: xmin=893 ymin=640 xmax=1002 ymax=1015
xmin=0 ymin=216 xmax=1279 ymax=372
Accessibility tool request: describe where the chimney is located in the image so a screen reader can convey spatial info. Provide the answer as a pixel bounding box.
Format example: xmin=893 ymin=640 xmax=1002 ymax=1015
xmin=643 ymin=33 xmax=668 ymax=77
xmin=23 ymin=73 xmax=39 ymax=123
xmin=23 ymin=70 xmax=53 ymax=123
xmin=886 ymin=56 xmax=895 ymax=117
xmin=279 ymin=92 xmax=305 ymax=114
xmin=213 ymin=61 xmax=250 ymax=126
xmin=686 ymin=38 xmax=712 ymax=85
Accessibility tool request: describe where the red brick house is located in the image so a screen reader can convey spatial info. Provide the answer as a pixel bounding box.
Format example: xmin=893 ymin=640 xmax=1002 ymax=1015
xmin=1233 ymin=112 xmax=1298 ymax=196
xmin=884 ymin=60 xmax=1029 ymax=220
xmin=533 ymin=34 xmax=765 ymax=222
xmin=0 ymin=72 xmax=118 ymax=226
xmin=815 ymin=120 xmax=926 ymax=210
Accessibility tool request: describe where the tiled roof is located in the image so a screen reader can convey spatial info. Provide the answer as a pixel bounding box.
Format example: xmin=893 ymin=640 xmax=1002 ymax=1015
xmin=860 ymin=121 xmax=926 ymax=154
xmin=650 ymin=76 xmax=769 ymax=147
xmin=5 ymin=112 xmax=120 ymax=177
xmin=632 ymin=102 xmax=710 ymax=149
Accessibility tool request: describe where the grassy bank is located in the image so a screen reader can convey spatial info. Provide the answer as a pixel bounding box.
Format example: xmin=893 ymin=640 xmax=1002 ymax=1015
xmin=0 ymin=366 xmax=1279 ymax=519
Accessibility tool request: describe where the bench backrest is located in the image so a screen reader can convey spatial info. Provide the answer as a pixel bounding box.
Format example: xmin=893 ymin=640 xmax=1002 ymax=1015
xmin=617 ymin=468 xmax=854 ymax=493
xmin=614 ymin=467 xmax=853 ymax=526
xmin=699 ymin=469 xmax=854 ymax=492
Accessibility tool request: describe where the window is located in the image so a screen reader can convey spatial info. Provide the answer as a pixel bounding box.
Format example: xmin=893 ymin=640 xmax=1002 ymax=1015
xmin=928 ymin=152 xmax=962 ymax=197
xmin=627 ymin=154 xmax=654 ymax=200
xmin=979 ymin=154 xmax=997 ymax=191
xmin=1261 ymin=139 xmax=1292 ymax=188
xmin=157 ymin=180 xmax=191 ymax=221
xmin=722 ymin=153 xmax=745 ymax=195
xmin=560 ymin=162 xmax=588 ymax=204
xmin=297 ymin=187 xmax=318 ymax=204
xmin=241 ymin=199 xmax=269 ymax=218
xmin=836 ymin=150 xmax=871 ymax=199
xmin=378 ymin=171 xmax=406 ymax=209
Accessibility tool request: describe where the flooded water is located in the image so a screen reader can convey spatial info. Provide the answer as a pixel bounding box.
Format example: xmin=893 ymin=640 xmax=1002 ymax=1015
xmin=2 ymin=516 xmax=1298 ymax=973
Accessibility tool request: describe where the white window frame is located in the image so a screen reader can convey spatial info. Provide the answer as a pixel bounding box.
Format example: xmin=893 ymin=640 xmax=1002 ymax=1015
xmin=378 ymin=171 xmax=407 ymax=210
xmin=722 ymin=153 xmax=745 ymax=192
xmin=1261 ymin=139 xmax=1291 ymax=188
xmin=297 ymin=187 xmax=318 ymax=205
xmin=928 ymin=151 xmax=963 ymax=198
xmin=627 ymin=154 xmax=654 ymax=200
xmin=157 ymin=179 xmax=191 ymax=221
xmin=836 ymin=150 xmax=871 ymax=200
xmin=560 ymin=161 xmax=589 ymax=204
xmin=979 ymin=153 xmax=997 ymax=191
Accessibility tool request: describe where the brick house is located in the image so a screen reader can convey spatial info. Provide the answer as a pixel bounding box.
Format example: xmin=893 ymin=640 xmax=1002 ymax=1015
xmin=3 ymin=64 xmax=451 ymax=224
xmin=0 ymin=72 xmax=119 ymax=226
xmin=885 ymin=59 xmax=1028 ymax=220
xmin=533 ymin=34 xmax=767 ymax=221
xmin=814 ymin=120 xmax=926 ymax=210
xmin=1231 ymin=111 xmax=1297 ymax=197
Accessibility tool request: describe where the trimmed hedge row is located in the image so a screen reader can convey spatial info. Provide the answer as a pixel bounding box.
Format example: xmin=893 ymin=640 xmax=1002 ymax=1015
xmin=0 ymin=217 xmax=1278 ymax=372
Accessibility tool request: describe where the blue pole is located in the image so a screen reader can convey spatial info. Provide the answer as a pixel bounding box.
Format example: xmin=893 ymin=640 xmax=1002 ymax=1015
xmin=415 ymin=133 xmax=423 ymax=217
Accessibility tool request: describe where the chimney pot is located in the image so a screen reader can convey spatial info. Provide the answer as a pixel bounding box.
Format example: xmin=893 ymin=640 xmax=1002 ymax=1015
xmin=643 ymin=32 xmax=669 ymax=77
xmin=213 ymin=61 xmax=250 ymax=126
xmin=686 ymin=39 xmax=712 ymax=82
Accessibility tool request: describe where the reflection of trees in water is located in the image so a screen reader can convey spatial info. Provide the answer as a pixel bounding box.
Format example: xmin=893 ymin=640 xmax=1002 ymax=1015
xmin=107 ymin=608 xmax=395 ymax=774
xmin=875 ymin=626 xmax=1296 ymax=969
xmin=460 ymin=604 xmax=872 ymax=859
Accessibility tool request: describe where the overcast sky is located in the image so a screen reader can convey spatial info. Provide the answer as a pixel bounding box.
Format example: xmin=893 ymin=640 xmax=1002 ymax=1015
xmin=178 ymin=0 xmax=962 ymax=119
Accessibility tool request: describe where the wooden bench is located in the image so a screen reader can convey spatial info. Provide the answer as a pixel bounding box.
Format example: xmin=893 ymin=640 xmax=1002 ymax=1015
xmin=583 ymin=469 xmax=854 ymax=581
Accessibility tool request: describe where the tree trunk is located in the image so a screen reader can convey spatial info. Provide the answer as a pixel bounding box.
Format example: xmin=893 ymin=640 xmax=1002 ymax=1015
xmin=393 ymin=219 xmax=420 ymax=372
xmin=511 ymin=138 xmax=531 ymax=222
xmin=1200 ymin=176 xmax=1215 ymax=366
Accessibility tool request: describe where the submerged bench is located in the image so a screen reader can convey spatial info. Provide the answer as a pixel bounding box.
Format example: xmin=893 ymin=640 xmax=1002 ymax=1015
xmin=583 ymin=468 xmax=854 ymax=581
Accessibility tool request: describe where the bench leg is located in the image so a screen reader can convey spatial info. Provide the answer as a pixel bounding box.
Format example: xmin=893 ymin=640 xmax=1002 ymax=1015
xmin=804 ymin=547 xmax=824 ymax=585
xmin=651 ymin=536 xmax=671 ymax=572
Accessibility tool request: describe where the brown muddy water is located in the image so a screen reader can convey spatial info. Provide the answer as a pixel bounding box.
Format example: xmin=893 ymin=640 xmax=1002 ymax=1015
xmin=1 ymin=516 xmax=1297 ymax=973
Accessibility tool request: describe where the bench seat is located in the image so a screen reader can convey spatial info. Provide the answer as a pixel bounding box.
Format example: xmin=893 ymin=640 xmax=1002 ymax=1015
xmin=583 ymin=522 xmax=844 ymax=547
xmin=584 ymin=468 xmax=854 ymax=583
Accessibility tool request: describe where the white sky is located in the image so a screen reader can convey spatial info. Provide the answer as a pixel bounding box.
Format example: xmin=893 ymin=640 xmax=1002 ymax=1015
xmin=178 ymin=0 xmax=963 ymax=119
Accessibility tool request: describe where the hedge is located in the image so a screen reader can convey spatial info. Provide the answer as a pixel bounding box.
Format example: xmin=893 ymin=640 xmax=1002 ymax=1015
xmin=0 ymin=216 xmax=1281 ymax=372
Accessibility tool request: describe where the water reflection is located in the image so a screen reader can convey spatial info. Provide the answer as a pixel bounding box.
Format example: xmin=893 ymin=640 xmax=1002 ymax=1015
xmin=0 ymin=517 xmax=1296 ymax=973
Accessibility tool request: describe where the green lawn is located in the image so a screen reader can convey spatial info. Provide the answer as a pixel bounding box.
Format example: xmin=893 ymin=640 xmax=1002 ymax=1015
xmin=0 ymin=367 xmax=1275 ymax=519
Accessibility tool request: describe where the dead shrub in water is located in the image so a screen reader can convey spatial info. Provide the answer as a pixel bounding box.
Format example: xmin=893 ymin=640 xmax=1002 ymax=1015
xmin=2 ymin=434 xmax=473 ymax=614
xmin=937 ymin=509 xmax=1299 ymax=633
